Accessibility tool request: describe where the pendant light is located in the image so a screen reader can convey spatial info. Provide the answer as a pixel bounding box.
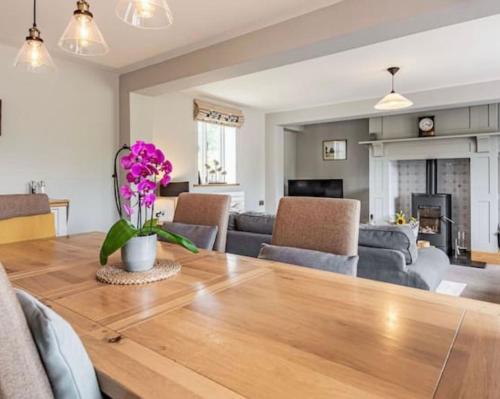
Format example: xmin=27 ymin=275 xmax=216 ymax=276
xmin=14 ymin=0 xmax=55 ymax=72
xmin=374 ymin=67 xmax=413 ymax=111
xmin=58 ymin=1 xmax=109 ymax=56
xmin=116 ymin=0 xmax=173 ymax=29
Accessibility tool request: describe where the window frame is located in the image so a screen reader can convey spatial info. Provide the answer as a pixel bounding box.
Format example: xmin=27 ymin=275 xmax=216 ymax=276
xmin=197 ymin=121 xmax=236 ymax=184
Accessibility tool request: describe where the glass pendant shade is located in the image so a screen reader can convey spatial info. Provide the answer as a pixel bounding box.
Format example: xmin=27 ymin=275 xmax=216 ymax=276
xmin=374 ymin=91 xmax=413 ymax=110
xmin=58 ymin=1 xmax=109 ymax=56
xmin=14 ymin=1 xmax=54 ymax=72
xmin=116 ymin=0 xmax=173 ymax=29
xmin=14 ymin=29 xmax=55 ymax=72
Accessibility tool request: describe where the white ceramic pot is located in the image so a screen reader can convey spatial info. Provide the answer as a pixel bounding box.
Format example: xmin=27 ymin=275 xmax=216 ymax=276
xmin=121 ymin=234 xmax=157 ymax=272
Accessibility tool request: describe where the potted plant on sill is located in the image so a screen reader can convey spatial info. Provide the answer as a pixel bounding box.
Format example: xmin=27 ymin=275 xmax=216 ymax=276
xmin=100 ymin=141 xmax=198 ymax=272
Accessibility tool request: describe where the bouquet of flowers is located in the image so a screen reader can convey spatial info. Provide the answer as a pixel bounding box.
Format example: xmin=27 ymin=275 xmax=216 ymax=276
xmin=395 ymin=210 xmax=419 ymax=239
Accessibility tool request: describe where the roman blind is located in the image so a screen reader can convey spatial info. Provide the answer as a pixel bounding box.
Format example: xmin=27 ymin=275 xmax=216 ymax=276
xmin=193 ymin=100 xmax=244 ymax=128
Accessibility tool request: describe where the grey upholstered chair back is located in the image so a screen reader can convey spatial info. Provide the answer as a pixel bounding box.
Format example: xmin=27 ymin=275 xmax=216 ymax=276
xmin=272 ymin=197 xmax=361 ymax=256
xmin=173 ymin=193 xmax=231 ymax=252
xmin=0 ymin=263 xmax=54 ymax=399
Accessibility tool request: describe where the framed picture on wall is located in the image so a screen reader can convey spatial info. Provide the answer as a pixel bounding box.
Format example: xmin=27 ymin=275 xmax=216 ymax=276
xmin=323 ymin=139 xmax=347 ymax=161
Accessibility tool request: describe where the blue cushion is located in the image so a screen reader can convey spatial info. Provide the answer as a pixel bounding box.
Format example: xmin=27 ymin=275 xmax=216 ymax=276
xmin=162 ymin=222 xmax=218 ymax=250
xmin=16 ymin=289 xmax=102 ymax=399
xmin=258 ymin=244 xmax=358 ymax=276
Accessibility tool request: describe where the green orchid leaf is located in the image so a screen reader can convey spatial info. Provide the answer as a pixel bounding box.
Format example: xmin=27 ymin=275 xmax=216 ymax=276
xmin=150 ymin=226 xmax=199 ymax=254
xmin=143 ymin=218 xmax=159 ymax=228
xmin=99 ymin=219 xmax=138 ymax=265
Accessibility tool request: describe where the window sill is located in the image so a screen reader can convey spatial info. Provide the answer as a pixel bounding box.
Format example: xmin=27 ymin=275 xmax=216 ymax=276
xmin=193 ymin=183 xmax=241 ymax=188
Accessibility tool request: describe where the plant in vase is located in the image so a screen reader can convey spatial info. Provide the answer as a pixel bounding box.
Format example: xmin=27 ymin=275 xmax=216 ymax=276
xmin=100 ymin=141 xmax=198 ymax=272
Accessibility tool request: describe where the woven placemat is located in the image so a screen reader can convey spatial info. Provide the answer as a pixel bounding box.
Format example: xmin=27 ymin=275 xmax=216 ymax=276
xmin=96 ymin=260 xmax=181 ymax=285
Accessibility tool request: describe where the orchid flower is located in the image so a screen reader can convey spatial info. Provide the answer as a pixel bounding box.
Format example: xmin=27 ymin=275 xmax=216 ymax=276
xmin=117 ymin=141 xmax=173 ymax=222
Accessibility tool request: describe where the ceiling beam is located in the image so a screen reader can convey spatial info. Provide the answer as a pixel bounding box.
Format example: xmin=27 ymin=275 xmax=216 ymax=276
xmin=121 ymin=0 xmax=500 ymax=94
xmin=119 ymin=0 xmax=500 ymax=143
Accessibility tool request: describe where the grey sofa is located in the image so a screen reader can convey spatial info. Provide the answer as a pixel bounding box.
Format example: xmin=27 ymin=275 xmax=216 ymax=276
xmin=357 ymin=224 xmax=449 ymax=291
xmin=226 ymin=212 xmax=273 ymax=257
xmin=225 ymin=212 xmax=449 ymax=291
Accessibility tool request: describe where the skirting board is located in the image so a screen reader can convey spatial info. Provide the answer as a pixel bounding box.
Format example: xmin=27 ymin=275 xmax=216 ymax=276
xmin=471 ymin=251 xmax=500 ymax=265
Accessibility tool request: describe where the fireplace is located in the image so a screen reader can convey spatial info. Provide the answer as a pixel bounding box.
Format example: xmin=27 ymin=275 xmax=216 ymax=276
xmin=411 ymin=160 xmax=452 ymax=254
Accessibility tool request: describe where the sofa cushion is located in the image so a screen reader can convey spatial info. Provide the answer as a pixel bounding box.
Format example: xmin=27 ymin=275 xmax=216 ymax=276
xmin=226 ymin=230 xmax=272 ymax=258
xmin=235 ymin=212 xmax=275 ymax=235
xmin=162 ymin=222 xmax=218 ymax=250
xmin=228 ymin=212 xmax=237 ymax=231
xmin=16 ymin=289 xmax=102 ymax=399
xmin=0 ymin=264 xmax=54 ymax=399
xmin=359 ymin=224 xmax=418 ymax=264
xmin=258 ymin=244 xmax=358 ymax=276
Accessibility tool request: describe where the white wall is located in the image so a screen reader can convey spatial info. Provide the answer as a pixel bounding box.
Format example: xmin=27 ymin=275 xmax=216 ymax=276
xmin=153 ymin=92 xmax=197 ymax=183
xmin=130 ymin=93 xmax=154 ymax=143
xmin=149 ymin=92 xmax=266 ymax=211
xmin=0 ymin=43 xmax=118 ymax=234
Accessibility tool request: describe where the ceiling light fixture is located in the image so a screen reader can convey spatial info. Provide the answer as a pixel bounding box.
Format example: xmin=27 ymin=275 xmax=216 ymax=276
xmin=374 ymin=67 xmax=413 ymax=111
xmin=58 ymin=1 xmax=109 ymax=56
xmin=116 ymin=0 xmax=173 ymax=29
xmin=14 ymin=0 xmax=55 ymax=72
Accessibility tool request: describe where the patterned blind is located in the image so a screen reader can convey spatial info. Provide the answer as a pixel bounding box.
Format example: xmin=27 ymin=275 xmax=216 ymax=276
xmin=193 ymin=100 xmax=244 ymax=128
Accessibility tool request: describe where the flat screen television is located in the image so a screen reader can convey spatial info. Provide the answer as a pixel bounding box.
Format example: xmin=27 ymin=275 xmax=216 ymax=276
xmin=288 ymin=179 xmax=343 ymax=198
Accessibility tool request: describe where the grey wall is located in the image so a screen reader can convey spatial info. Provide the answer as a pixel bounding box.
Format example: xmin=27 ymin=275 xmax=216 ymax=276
xmin=294 ymin=119 xmax=370 ymax=220
xmin=284 ymin=129 xmax=297 ymax=195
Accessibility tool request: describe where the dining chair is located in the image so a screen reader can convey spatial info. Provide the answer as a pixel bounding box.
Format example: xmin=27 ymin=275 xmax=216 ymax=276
xmin=0 ymin=263 xmax=54 ymax=399
xmin=0 ymin=194 xmax=55 ymax=244
xmin=0 ymin=263 xmax=103 ymax=399
xmin=259 ymin=197 xmax=361 ymax=276
xmin=272 ymin=197 xmax=360 ymax=255
xmin=169 ymin=193 xmax=231 ymax=252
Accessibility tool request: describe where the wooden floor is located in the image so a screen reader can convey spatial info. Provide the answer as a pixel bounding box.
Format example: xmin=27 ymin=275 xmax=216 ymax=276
xmin=446 ymin=264 xmax=500 ymax=304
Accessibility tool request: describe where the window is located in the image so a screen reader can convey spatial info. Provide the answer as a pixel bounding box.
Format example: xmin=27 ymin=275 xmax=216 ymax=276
xmin=197 ymin=121 xmax=236 ymax=184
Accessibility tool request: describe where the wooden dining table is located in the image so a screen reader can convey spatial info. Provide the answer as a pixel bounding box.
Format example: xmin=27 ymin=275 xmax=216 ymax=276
xmin=2 ymin=232 xmax=500 ymax=399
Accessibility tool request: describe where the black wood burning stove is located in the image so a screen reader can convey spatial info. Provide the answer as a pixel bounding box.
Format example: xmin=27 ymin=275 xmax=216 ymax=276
xmin=411 ymin=160 xmax=452 ymax=254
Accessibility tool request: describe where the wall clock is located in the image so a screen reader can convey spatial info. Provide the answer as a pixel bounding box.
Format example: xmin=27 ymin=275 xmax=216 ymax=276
xmin=418 ymin=116 xmax=435 ymax=137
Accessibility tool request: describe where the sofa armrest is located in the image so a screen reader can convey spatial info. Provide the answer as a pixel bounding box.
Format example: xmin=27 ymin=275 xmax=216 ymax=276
xmin=357 ymin=246 xmax=407 ymax=280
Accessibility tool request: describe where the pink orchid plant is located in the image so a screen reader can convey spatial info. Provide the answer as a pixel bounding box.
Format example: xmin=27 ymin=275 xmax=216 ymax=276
xmin=119 ymin=140 xmax=172 ymax=224
xmin=99 ymin=141 xmax=197 ymax=266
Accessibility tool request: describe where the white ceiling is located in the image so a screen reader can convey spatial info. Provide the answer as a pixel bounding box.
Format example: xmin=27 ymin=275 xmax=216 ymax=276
xmin=0 ymin=0 xmax=344 ymax=70
xmin=185 ymin=14 xmax=500 ymax=112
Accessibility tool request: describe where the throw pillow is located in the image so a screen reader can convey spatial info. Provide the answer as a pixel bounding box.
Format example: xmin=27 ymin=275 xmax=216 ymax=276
xmin=359 ymin=224 xmax=418 ymax=264
xmin=16 ymin=289 xmax=102 ymax=399
xmin=162 ymin=222 xmax=218 ymax=250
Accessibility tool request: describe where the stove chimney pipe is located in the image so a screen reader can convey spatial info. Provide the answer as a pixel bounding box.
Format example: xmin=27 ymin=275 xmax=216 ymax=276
xmin=426 ymin=159 xmax=438 ymax=195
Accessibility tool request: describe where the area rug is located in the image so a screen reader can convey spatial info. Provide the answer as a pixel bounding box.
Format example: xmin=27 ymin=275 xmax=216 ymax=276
xmin=436 ymin=280 xmax=467 ymax=297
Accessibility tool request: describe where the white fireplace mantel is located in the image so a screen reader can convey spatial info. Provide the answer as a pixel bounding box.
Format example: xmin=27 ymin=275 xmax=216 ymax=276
xmin=361 ymin=133 xmax=500 ymax=253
